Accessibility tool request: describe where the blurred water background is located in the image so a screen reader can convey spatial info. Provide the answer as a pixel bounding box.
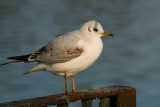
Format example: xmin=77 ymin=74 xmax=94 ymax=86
xmin=0 ymin=0 xmax=160 ymax=107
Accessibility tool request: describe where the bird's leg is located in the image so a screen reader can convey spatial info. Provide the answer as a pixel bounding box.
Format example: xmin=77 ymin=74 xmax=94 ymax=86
xmin=71 ymin=75 xmax=76 ymax=92
xmin=71 ymin=75 xmax=81 ymax=93
xmin=64 ymin=73 xmax=70 ymax=95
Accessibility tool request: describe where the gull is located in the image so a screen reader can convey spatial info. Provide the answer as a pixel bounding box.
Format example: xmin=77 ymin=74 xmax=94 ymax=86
xmin=0 ymin=20 xmax=113 ymax=95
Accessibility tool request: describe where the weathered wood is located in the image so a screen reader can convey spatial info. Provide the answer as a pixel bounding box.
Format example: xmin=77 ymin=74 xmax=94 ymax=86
xmin=116 ymin=87 xmax=136 ymax=107
xmin=0 ymin=85 xmax=136 ymax=107
xmin=57 ymin=103 xmax=68 ymax=107
xmin=82 ymin=99 xmax=92 ymax=107
xmin=40 ymin=106 xmax=47 ymax=107
xmin=109 ymin=96 xmax=117 ymax=107
xmin=99 ymin=98 xmax=110 ymax=107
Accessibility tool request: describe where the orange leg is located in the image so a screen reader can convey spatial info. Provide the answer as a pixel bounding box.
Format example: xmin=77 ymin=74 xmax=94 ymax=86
xmin=71 ymin=75 xmax=81 ymax=93
xmin=64 ymin=73 xmax=69 ymax=95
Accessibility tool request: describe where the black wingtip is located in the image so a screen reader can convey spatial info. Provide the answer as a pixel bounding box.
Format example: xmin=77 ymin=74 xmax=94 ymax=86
xmin=0 ymin=61 xmax=25 ymax=66
xmin=7 ymin=54 xmax=31 ymax=61
xmin=0 ymin=63 xmax=8 ymax=66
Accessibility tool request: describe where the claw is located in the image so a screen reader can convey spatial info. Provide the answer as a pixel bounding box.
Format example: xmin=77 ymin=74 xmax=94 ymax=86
xmin=72 ymin=90 xmax=82 ymax=94
xmin=65 ymin=92 xmax=75 ymax=95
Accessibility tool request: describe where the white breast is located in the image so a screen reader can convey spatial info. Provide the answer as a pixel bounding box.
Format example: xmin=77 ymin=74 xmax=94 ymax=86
xmin=49 ymin=36 xmax=103 ymax=76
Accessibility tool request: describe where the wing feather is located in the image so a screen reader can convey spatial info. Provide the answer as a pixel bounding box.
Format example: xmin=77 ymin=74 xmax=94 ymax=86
xmin=28 ymin=33 xmax=84 ymax=64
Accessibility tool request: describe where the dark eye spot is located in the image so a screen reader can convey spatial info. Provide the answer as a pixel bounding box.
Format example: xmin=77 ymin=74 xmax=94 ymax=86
xmin=88 ymin=26 xmax=91 ymax=32
xmin=93 ymin=27 xmax=98 ymax=32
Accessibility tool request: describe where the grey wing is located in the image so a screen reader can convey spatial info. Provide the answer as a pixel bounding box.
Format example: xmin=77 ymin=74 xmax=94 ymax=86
xmin=29 ymin=34 xmax=84 ymax=64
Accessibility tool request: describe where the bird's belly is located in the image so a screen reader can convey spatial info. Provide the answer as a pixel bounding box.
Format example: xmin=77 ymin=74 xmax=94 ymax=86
xmin=48 ymin=38 xmax=103 ymax=76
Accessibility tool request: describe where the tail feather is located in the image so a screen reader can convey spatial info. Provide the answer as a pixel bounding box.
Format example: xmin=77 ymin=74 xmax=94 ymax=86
xmin=7 ymin=54 xmax=31 ymax=61
xmin=0 ymin=61 xmax=25 ymax=66
xmin=1 ymin=54 xmax=32 ymax=66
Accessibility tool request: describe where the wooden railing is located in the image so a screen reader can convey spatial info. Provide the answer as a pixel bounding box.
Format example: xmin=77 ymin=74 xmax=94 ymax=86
xmin=0 ymin=85 xmax=136 ymax=107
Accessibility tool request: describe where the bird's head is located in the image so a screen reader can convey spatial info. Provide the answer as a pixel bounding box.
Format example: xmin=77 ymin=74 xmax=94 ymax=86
xmin=80 ymin=20 xmax=113 ymax=37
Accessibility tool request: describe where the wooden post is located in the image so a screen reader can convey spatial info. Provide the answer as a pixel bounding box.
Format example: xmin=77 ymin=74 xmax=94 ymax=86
xmin=0 ymin=86 xmax=136 ymax=107
xmin=82 ymin=99 xmax=93 ymax=107
xmin=57 ymin=103 xmax=68 ymax=107
xmin=99 ymin=98 xmax=110 ymax=107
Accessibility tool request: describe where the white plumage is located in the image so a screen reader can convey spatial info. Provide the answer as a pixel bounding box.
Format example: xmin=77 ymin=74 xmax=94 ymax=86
xmin=1 ymin=20 xmax=113 ymax=94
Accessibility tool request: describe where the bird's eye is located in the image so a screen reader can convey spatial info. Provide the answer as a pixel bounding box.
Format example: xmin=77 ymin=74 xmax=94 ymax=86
xmin=93 ymin=28 xmax=98 ymax=32
xmin=88 ymin=26 xmax=91 ymax=32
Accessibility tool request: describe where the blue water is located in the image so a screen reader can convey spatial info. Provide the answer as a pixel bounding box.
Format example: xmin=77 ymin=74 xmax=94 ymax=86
xmin=0 ymin=0 xmax=160 ymax=107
